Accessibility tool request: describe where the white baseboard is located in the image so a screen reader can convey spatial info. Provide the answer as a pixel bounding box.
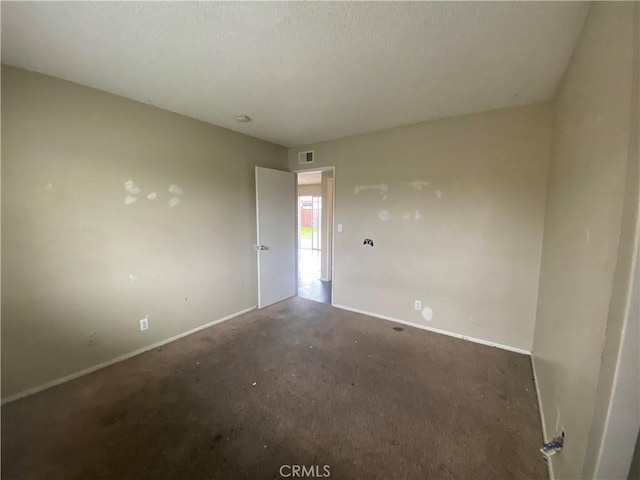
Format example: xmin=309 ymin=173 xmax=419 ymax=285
xmin=1 ymin=305 xmax=257 ymax=405
xmin=332 ymin=303 xmax=531 ymax=355
xmin=531 ymin=356 xmax=555 ymax=480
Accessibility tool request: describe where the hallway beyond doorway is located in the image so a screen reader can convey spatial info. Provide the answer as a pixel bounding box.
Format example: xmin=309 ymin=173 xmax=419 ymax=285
xmin=297 ymin=249 xmax=331 ymax=304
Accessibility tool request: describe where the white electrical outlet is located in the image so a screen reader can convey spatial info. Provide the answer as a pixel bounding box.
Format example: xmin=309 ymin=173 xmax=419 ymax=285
xmin=140 ymin=317 xmax=149 ymax=331
xmin=415 ymin=300 xmax=422 ymax=310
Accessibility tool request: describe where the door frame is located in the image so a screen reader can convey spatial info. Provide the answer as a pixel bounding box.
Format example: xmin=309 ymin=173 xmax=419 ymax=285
xmin=294 ymin=166 xmax=336 ymax=305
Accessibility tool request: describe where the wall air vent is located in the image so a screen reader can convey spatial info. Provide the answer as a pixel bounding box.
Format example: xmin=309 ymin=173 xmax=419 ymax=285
xmin=298 ymin=151 xmax=314 ymax=165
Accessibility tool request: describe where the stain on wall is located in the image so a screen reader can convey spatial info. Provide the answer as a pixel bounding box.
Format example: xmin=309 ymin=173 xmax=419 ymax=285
xmin=290 ymin=102 xmax=552 ymax=351
xmin=1 ymin=66 xmax=287 ymax=399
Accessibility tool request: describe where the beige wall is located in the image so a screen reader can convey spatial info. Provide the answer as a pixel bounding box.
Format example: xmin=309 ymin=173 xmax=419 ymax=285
xmin=531 ymin=3 xmax=639 ymax=479
xmin=585 ymin=4 xmax=640 ymax=477
xmin=297 ymin=184 xmax=321 ymax=197
xmin=1 ymin=66 xmax=288 ymax=400
xmin=289 ymin=103 xmax=552 ymax=352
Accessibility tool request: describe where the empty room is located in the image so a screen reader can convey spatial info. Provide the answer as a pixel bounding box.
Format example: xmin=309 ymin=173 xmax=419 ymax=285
xmin=1 ymin=2 xmax=638 ymax=479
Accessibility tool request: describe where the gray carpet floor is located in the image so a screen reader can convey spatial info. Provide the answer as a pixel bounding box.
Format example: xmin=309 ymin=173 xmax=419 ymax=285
xmin=1 ymin=297 xmax=548 ymax=479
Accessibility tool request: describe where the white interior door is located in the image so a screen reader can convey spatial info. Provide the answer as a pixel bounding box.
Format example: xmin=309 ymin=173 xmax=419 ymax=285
xmin=255 ymin=166 xmax=296 ymax=308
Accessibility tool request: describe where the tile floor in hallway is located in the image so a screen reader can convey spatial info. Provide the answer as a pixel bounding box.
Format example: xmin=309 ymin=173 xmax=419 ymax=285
xmin=297 ymin=248 xmax=331 ymax=304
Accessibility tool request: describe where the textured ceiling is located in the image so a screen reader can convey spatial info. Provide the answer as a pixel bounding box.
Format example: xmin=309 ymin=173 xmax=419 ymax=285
xmin=1 ymin=2 xmax=590 ymax=147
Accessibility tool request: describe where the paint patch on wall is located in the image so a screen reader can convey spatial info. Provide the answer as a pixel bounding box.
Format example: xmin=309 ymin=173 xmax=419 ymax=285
xmin=169 ymin=197 xmax=181 ymax=208
xmin=124 ymin=195 xmax=138 ymax=205
xmin=435 ymin=190 xmax=443 ymax=199
xmin=406 ymin=180 xmax=430 ymax=190
xmin=147 ymin=192 xmax=157 ymax=200
xmin=129 ymin=274 xmax=138 ymax=282
xmin=402 ymin=213 xmax=411 ymax=221
xmin=124 ymin=180 xmax=141 ymax=195
xmin=354 ymin=184 xmax=388 ymax=197
xmin=414 ymin=210 xmax=421 ymax=220
xmin=421 ymin=306 xmax=433 ymax=322
xmin=582 ymin=113 xmax=599 ymax=131
xmin=378 ymin=210 xmax=390 ymax=222
xmin=45 ymin=182 xmax=53 ymax=190
xmin=169 ymin=184 xmax=184 ymax=196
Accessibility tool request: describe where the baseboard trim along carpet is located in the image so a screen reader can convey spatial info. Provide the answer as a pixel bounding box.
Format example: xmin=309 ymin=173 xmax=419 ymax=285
xmin=332 ymin=303 xmax=531 ymax=356
xmin=531 ymin=356 xmax=555 ymax=480
xmin=1 ymin=306 xmax=257 ymax=405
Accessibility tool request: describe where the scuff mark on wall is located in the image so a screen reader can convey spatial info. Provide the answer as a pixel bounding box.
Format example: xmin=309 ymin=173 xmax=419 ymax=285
xmin=124 ymin=195 xmax=138 ymax=205
xmin=169 ymin=184 xmax=184 ymax=196
xmin=354 ymin=184 xmax=388 ymax=197
xmin=169 ymin=197 xmax=181 ymax=207
xmin=421 ymin=306 xmax=433 ymax=322
xmin=405 ymin=180 xmax=430 ymax=190
xmin=400 ymin=211 xmax=422 ymax=221
xmin=124 ymin=180 xmax=141 ymax=195
xmin=585 ymin=229 xmax=590 ymax=247
xmin=147 ymin=192 xmax=157 ymax=200
xmin=378 ymin=210 xmax=390 ymax=221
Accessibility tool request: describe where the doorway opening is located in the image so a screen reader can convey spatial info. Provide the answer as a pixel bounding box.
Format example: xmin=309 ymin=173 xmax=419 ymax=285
xmin=296 ymin=169 xmax=334 ymax=304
